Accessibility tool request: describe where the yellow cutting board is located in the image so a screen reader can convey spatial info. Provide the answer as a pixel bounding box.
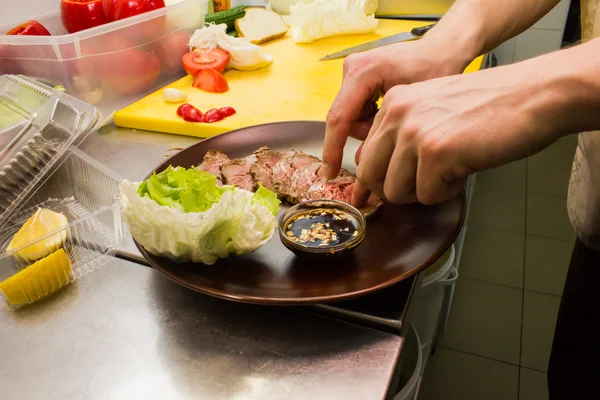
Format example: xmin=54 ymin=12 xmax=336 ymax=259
xmin=114 ymin=19 xmax=485 ymax=138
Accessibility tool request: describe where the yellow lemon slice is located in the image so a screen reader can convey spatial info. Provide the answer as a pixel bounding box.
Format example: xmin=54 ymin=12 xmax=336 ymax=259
xmin=6 ymin=208 xmax=69 ymax=261
xmin=0 ymin=248 xmax=72 ymax=307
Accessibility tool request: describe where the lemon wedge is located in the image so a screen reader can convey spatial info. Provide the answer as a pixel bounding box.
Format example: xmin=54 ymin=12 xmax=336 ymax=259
xmin=0 ymin=248 xmax=72 ymax=307
xmin=6 ymin=208 xmax=69 ymax=261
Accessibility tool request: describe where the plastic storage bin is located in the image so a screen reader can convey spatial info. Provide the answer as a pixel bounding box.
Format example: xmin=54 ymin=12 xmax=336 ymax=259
xmin=394 ymin=325 xmax=423 ymax=400
xmin=0 ymin=0 xmax=207 ymax=116
xmin=0 ymin=147 xmax=124 ymax=310
xmin=411 ymin=245 xmax=457 ymax=361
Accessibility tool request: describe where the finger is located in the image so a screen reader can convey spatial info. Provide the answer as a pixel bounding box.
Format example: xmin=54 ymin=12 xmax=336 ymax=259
xmin=348 ymin=114 xmax=376 ymax=143
xmin=416 ymin=158 xmax=463 ymax=205
xmin=355 ymin=141 xmax=365 ymax=165
xmin=351 ymin=179 xmax=371 ymax=208
xmin=382 ymin=143 xmax=419 ymax=204
xmin=323 ymin=73 xmax=382 ymax=179
xmin=355 ymin=105 xmax=385 ymax=165
xmin=355 ymin=124 xmax=395 ymax=200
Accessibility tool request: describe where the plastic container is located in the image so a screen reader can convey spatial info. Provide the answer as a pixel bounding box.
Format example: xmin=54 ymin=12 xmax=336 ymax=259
xmin=0 ymin=147 xmax=124 ymax=310
xmin=0 ymin=0 xmax=207 ymax=116
xmin=0 ymin=74 xmax=100 ymax=227
xmin=394 ymin=325 xmax=423 ymax=400
xmin=411 ymin=245 xmax=457 ymax=355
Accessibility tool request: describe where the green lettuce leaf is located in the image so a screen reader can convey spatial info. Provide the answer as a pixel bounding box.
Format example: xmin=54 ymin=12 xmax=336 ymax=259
xmin=251 ymin=184 xmax=281 ymax=216
xmin=137 ymin=166 xmax=236 ymax=213
xmin=121 ymin=166 xmax=281 ymax=264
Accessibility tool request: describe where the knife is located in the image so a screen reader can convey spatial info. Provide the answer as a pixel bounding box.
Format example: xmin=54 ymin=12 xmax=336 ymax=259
xmin=319 ymin=23 xmax=436 ymax=61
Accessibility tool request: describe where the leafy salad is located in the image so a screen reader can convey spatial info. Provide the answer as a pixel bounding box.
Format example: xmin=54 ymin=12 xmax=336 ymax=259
xmin=119 ymin=166 xmax=280 ymax=264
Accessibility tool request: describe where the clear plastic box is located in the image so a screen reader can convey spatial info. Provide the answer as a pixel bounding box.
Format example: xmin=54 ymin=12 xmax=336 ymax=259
xmin=0 ymin=147 xmax=124 ymax=310
xmin=0 ymin=0 xmax=207 ymax=116
xmin=0 ymin=74 xmax=101 ymax=227
xmin=0 ymin=75 xmax=124 ymax=310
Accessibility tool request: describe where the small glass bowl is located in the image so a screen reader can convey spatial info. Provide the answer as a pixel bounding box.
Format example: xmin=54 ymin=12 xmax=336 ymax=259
xmin=278 ymin=200 xmax=367 ymax=260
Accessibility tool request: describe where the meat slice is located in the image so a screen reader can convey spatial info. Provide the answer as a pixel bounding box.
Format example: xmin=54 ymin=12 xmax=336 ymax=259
xmin=285 ymin=161 xmax=325 ymax=203
xmin=196 ymin=149 xmax=230 ymax=185
xmin=303 ymin=176 xmax=383 ymax=219
xmin=250 ymin=146 xmax=283 ymax=190
xmin=221 ymin=157 xmax=256 ymax=192
xmin=197 ymin=146 xmax=384 ymax=219
xmin=272 ymin=151 xmax=320 ymax=197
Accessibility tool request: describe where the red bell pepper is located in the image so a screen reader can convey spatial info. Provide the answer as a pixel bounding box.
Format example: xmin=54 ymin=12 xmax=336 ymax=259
xmin=61 ymin=0 xmax=108 ymax=33
xmin=6 ymin=20 xmax=51 ymax=36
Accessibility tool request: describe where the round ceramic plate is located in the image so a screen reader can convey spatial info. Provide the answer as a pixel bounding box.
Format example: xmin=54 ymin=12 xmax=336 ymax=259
xmin=134 ymin=121 xmax=465 ymax=304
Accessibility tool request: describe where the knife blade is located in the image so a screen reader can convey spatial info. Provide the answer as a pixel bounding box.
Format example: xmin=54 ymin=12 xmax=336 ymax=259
xmin=319 ymin=23 xmax=436 ymax=61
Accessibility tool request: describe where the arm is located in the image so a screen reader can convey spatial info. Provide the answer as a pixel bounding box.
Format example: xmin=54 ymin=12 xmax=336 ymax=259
xmin=424 ymin=0 xmax=562 ymax=71
xmin=322 ymin=0 xmax=562 ymax=178
xmin=351 ymin=37 xmax=600 ymax=206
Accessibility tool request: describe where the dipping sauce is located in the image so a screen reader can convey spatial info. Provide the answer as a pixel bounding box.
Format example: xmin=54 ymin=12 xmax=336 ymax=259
xmin=284 ymin=208 xmax=359 ymax=248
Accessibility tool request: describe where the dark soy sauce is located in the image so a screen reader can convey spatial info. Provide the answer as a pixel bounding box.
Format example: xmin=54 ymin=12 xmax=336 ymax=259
xmin=285 ymin=208 xmax=359 ymax=248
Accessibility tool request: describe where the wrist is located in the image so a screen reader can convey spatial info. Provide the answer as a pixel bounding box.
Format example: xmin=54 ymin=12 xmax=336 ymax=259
xmin=525 ymin=41 xmax=600 ymax=137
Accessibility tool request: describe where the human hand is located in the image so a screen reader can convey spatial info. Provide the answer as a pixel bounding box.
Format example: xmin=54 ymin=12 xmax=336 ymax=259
xmin=322 ymin=37 xmax=470 ymax=179
xmin=351 ymin=61 xmax=571 ymax=207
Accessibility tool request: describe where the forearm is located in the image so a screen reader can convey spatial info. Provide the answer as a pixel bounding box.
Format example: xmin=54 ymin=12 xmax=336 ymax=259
xmin=520 ymin=38 xmax=600 ymax=137
xmin=423 ymin=0 xmax=561 ymax=70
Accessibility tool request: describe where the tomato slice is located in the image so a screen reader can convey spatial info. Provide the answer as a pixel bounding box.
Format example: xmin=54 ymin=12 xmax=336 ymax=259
xmin=203 ymin=109 xmax=225 ymax=123
xmin=192 ymin=69 xmax=229 ymax=93
xmin=6 ymin=20 xmax=51 ymax=36
xmin=183 ymin=49 xmax=230 ymax=76
xmin=176 ymin=103 xmax=195 ymax=117
xmin=183 ymin=107 xmax=204 ymax=122
xmin=218 ymin=107 xmax=236 ymax=117
xmin=61 ymin=0 xmax=108 ymax=33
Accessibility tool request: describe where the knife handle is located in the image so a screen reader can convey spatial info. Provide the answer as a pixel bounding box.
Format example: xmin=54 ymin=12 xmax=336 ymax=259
xmin=411 ymin=23 xmax=436 ymax=37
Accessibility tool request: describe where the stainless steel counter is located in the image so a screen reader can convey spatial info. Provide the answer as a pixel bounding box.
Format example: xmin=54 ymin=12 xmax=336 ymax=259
xmin=0 ymin=257 xmax=403 ymax=400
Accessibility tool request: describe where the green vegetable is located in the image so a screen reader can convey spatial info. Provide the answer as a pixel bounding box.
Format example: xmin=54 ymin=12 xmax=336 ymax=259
xmin=227 ymin=30 xmax=239 ymax=37
xmin=137 ymin=165 xmax=233 ymax=213
xmin=121 ymin=166 xmax=281 ymax=264
xmin=251 ymin=184 xmax=280 ymax=216
xmin=205 ymin=5 xmax=247 ymax=30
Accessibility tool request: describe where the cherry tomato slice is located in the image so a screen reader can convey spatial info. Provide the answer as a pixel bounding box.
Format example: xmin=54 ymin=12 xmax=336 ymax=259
xmin=218 ymin=107 xmax=236 ymax=117
xmin=192 ymin=69 xmax=229 ymax=93
xmin=203 ymin=109 xmax=225 ymax=123
xmin=177 ymin=103 xmax=195 ymax=117
xmin=61 ymin=0 xmax=108 ymax=33
xmin=183 ymin=107 xmax=204 ymax=123
xmin=6 ymin=20 xmax=51 ymax=36
xmin=182 ymin=49 xmax=230 ymax=76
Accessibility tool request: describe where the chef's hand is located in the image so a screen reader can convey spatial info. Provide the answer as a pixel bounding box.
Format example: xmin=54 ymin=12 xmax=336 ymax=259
xmin=350 ymin=59 xmax=578 ymax=207
xmin=322 ymin=38 xmax=470 ymax=179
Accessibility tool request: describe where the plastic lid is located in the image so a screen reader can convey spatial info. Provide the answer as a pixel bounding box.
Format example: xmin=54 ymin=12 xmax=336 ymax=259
xmin=0 ymin=74 xmax=100 ymax=228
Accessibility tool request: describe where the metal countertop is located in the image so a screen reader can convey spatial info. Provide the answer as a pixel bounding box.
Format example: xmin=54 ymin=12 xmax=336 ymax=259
xmin=0 ymin=257 xmax=403 ymax=400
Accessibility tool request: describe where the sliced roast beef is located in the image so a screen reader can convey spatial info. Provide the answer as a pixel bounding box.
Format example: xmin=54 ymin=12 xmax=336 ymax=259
xmin=286 ymin=161 xmax=326 ymax=203
xmin=196 ymin=146 xmax=384 ymax=218
xmin=196 ymin=149 xmax=230 ymax=185
xmin=221 ymin=157 xmax=256 ymax=192
xmin=272 ymin=151 xmax=320 ymax=197
xmin=250 ymin=146 xmax=283 ymax=190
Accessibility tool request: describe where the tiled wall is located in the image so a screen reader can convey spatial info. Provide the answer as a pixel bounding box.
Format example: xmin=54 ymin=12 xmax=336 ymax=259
xmin=493 ymin=0 xmax=571 ymax=65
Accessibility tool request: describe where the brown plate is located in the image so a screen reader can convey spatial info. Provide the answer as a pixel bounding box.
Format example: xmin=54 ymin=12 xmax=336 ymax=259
xmin=134 ymin=121 xmax=465 ymax=305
